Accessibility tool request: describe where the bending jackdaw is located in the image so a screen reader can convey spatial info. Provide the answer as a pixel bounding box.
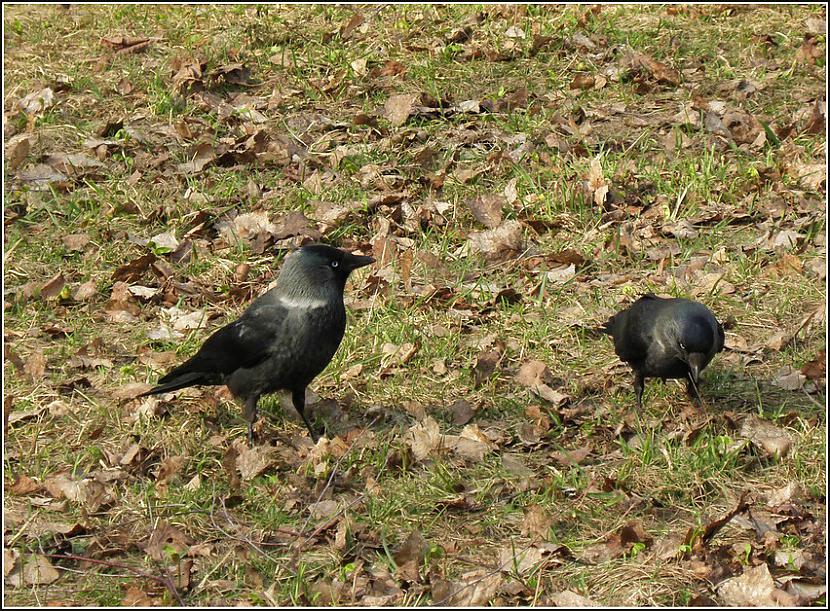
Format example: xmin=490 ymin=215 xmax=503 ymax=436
xmin=600 ymin=294 xmax=725 ymax=408
xmin=141 ymin=244 xmax=374 ymax=444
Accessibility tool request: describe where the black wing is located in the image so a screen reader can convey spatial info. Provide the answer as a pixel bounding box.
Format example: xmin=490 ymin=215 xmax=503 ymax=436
xmin=143 ymin=304 xmax=287 ymax=395
xmin=609 ymin=295 xmax=662 ymax=364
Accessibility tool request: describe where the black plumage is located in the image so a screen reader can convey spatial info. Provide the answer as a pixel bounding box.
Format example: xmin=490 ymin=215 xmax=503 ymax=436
xmin=141 ymin=244 xmax=374 ymax=444
xmin=600 ymin=294 xmax=725 ymax=408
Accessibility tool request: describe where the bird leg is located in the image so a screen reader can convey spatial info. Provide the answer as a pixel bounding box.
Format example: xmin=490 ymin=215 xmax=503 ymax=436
xmin=292 ymin=388 xmax=319 ymax=443
xmin=243 ymin=394 xmax=259 ymax=447
xmin=634 ymin=373 xmax=645 ymax=410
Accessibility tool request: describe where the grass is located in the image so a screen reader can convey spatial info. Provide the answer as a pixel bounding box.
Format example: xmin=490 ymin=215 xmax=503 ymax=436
xmin=4 ymin=3 xmax=826 ymax=607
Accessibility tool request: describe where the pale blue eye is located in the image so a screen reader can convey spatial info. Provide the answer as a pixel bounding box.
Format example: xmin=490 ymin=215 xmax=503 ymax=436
xmin=331 ymin=261 xmax=339 ymax=268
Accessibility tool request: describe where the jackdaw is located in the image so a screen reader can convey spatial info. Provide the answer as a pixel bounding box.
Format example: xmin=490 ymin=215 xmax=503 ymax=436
xmin=600 ymin=294 xmax=725 ymax=408
xmin=141 ymin=244 xmax=374 ymax=444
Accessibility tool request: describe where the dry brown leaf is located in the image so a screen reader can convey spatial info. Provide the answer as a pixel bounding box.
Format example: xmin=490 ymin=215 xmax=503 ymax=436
xmin=550 ymin=446 xmax=591 ymax=467
xmin=5 ymin=134 xmax=32 ymax=171
xmin=466 ymin=194 xmax=505 ymax=229
xmin=73 ymin=280 xmax=98 ymax=301
xmin=9 ymin=474 xmax=41 ymax=495
xmin=405 ymin=417 xmax=444 ymax=461
xmin=717 ymin=563 xmax=797 ymax=606
xmin=722 ymin=110 xmax=762 ymax=144
xmin=273 ymin=211 xmax=322 ymax=241
xmin=156 ymin=456 xmax=185 ymax=485
xmin=498 ymin=545 xmax=544 ymax=575
xmin=454 ymin=164 xmax=485 ymax=184
xmin=18 ymin=87 xmax=54 ymax=115
xmin=469 ymin=220 xmax=524 ymax=261
xmin=394 ymin=530 xmax=429 ymax=582
xmin=339 ymin=11 xmax=365 ymax=39
xmin=145 ymin=521 xmax=191 ymax=562
xmin=576 ymin=522 xmax=652 ymax=565
xmin=7 ymin=405 xmax=48 ymax=426
xmin=473 ymin=349 xmax=501 ymax=388
xmin=44 ymin=153 xmax=104 ymax=177
xmin=515 ymin=361 xmax=568 ymax=406
xmin=100 ymin=35 xmax=151 ymax=53
xmin=62 ymin=233 xmax=91 ymax=251
xmin=521 ymin=504 xmax=553 ymax=539
xmin=739 ymin=415 xmax=793 ymax=459
xmin=772 ymin=365 xmax=806 ymax=391
xmin=112 ymin=253 xmax=157 ymax=283
xmin=17 ymin=163 xmax=69 ymax=189
xmin=630 ymin=51 xmax=680 ymax=85
xmin=5 ymin=553 xmax=60 ymax=587
xmin=570 ymin=74 xmax=595 ymax=90
xmin=454 ymin=424 xmax=494 ymax=461
xmin=122 ymin=585 xmax=161 ymax=606
xmin=4 ymin=549 xmax=17 ymax=578
xmin=40 ymin=272 xmax=66 ymax=299
xmin=116 ymin=78 xmax=134 ymax=95
xmin=177 ymin=142 xmax=215 ymax=174
xmin=384 ymin=93 xmax=417 ymax=127
xmin=792 ymin=162 xmax=826 ymax=191
xmin=114 ymin=382 xmax=153 ymax=400
xmin=796 ymin=34 xmax=823 ymax=64
xmin=766 ymin=482 xmax=805 ymax=507
xmin=236 ymin=443 xmax=276 ymax=480
xmin=450 ymin=399 xmax=476 ymax=426
xmin=546 ymin=264 xmax=576 ymax=284
xmin=549 ymin=590 xmax=600 ymax=607
xmin=586 ymin=156 xmax=608 ymax=207
xmin=23 ymin=352 xmax=47 ymax=382
xmin=431 ymin=568 xmax=503 ymax=606
xmin=308 ymin=500 xmax=340 ymax=520
xmin=764 ymin=330 xmax=793 ymax=351
xmin=801 ymin=350 xmax=825 ymax=381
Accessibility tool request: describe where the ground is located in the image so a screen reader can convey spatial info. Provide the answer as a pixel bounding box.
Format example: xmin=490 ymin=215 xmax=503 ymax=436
xmin=3 ymin=3 xmax=826 ymax=607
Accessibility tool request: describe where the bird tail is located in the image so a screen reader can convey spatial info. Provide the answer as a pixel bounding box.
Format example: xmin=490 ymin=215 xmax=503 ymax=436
xmin=139 ymin=371 xmax=207 ymax=397
xmin=597 ymin=316 xmax=615 ymax=336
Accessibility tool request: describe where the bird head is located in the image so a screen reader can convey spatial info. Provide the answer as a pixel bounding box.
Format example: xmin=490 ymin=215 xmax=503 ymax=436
xmin=278 ymin=244 xmax=374 ymax=297
xmin=674 ymin=316 xmax=715 ymax=382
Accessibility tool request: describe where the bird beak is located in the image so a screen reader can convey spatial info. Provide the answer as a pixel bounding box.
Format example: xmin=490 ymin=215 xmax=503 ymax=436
xmin=344 ymin=253 xmax=374 ymax=271
xmin=686 ymin=352 xmax=705 ymax=383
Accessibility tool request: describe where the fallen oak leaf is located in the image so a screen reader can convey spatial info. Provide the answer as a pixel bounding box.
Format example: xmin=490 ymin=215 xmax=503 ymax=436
xmin=469 ymin=220 xmax=524 ymax=261
xmin=5 ymin=553 xmax=60 ymax=587
xmin=801 ymin=350 xmax=825 ymax=381
xmin=17 ymin=87 xmax=54 ymax=116
xmin=384 ymin=93 xmax=418 ymax=127
xmin=515 ymin=360 xmax=569 ymax=406
xmin=430 ymin=568 xmax=503 ymax=606
xmin=40 ymin=272 xmax=66 ymax=299
xmin=473 ymin=349 xmax=501 ymax=388
xmin=717 ymin=563 xmax=797 ymax=606
xmin=144 ymin=521 xmax=192 ymax=562
xmin=739 ymin=415 xmax=793 ymax=459
xmin=466 ymin=194 xmax=505 ymax=229
xmin=112 ymin=253 xmax=157 ymax=283
xmin=5 ymin=134 xmax=32 ymax=171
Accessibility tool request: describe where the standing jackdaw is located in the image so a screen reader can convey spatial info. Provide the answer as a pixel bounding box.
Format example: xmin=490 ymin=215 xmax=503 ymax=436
xmin=600 ymin=294 xmax=725 ymax=408
xmin=141 ymin=244 xmax=374 ymax=444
